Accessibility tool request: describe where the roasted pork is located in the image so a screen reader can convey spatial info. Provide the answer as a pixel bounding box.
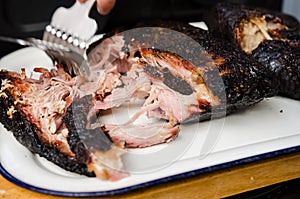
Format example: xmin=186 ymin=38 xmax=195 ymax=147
xmin=0 ymin=68 xmax=128 ymax=181
xmin=0 ymin=21 xmax=276 ymax=180
xmin=209 ymin=3 xmax=300 ymax=100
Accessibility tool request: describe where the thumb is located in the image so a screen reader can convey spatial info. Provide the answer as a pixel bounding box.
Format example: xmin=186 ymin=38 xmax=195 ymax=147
xmin=96 ymin=0 xmax=116 ymax=15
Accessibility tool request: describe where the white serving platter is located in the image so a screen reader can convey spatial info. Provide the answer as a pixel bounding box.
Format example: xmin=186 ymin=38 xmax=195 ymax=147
xmin=0 ymin=44 xmax=299 ymax=197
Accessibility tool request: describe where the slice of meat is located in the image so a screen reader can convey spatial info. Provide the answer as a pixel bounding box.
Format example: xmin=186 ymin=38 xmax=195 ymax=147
xmin=0 ymin=70 xmax=91 ymax=176
xmin=63 ymin=95 xmax=128 ymax=181
xmin=0 ymin=70 xmax=128 ymax=181
xmin=104 ymin=122 xmax=179 ymax=148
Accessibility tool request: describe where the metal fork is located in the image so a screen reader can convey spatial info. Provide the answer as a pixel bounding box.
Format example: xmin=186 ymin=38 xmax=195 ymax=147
xmin=0 ymin=36 xmax=90 ymax=77
xmin=1 ymin=1 xmax=98 ymax=77
xmin=43 ymin=0 xmax=97 ymax=63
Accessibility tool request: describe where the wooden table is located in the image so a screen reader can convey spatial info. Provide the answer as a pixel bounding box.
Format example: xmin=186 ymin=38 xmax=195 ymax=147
xmin=1 ymin=151 xmax=300 ymax=199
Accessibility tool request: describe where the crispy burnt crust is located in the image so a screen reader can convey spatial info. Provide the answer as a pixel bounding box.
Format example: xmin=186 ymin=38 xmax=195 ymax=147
xmin=0 ymin=71 xmax=95 ymax=177
xmin=252 ymin=40 xmax=300 ymax=99
xmin=188 ymin=26 xmax=276 ymax=119
xmin=87 ymin=20 xmax=276 ymax=121
xmin=63 ymin=95 xmax=113 ymax=158
xmin=208 ymin=3 xmax=300 ymax=100
xmin=208 ymin=3 xmax=300 ymax=47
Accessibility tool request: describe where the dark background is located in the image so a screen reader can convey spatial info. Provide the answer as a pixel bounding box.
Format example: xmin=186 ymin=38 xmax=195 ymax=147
xmin=1 ymin=0 xmax=299 ymax=198
xmin=0 ymin=0 xmax=282 ymax=57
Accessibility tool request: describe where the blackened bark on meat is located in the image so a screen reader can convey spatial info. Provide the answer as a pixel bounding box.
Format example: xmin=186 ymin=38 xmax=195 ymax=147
xmin=63 ymin=95 xmax=113 ymax=156
xmin=208 ymin=2 xmax=300 ymax=47
xmin=208 ymin=3 xmax=300 ymax=100
xmin=143 ymin=64 xmax=163 ymax=78
xmin=139 ymin=21 xmax=276 ymax=109
xmin=162 ymin=67 xmax=193 ymax=95
xmin=87 ymin=21 xmax=212 ymax=70
xmin=202 ymin=35 xmax=276 ymax=105
xmin=252 ymin=40 xmax=300 ymax=99
xmin=0 ymin=72 xmax=94 ymax=177
xmin=143 ymin=63 xmax=193 ymax=95
xmin=87 ymin=21 xmax=276 ymax=121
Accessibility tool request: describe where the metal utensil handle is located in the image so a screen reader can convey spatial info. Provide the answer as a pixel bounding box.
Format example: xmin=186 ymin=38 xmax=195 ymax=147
xmin=0 ymin=36 xmax=71 ymax=52
xmin=0 ymin=36 xmax=32 ymax=47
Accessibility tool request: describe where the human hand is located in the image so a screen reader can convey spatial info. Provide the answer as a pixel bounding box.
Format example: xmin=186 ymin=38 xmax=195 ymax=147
xmin=77 ymin=0 xmax=116 ymax=15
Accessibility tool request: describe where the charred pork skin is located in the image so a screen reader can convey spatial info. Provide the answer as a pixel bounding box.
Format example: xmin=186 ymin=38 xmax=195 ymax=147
xmin=209 ymin=3 xmax=300 ymax=54
xmin=87 ymin=21 xmax=275 ymax=122
xmin=209 ymin=3 xmax=300 ymax=100
xmin=252 ymin=40 xmax=300 ymax=100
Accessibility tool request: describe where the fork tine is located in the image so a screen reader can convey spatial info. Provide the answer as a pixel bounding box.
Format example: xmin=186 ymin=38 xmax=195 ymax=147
xmin=43 ymin=31 xmax=86 ymax=55
xmin=44 ymin=49 xmax=90 ymax=77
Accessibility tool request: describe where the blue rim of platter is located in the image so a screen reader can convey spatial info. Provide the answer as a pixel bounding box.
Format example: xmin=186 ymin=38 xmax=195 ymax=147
xmin=1 ymin=145 xmax=300 ymax=197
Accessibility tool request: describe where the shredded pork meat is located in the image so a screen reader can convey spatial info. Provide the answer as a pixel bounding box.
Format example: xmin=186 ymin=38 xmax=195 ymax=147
xmin=239 ymin=16 xmax=287 ymax=54
xmin=85 ymin=32 xmax=222 ymax=149
xmin=5 ymin=67 xmax=83 ymax=156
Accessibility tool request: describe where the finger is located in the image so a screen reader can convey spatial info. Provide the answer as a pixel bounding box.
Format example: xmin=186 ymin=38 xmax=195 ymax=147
xmin=77 ymin=0 xmax=88 ymax=3
xmin=96 ymin=0 xmax=116 ymax=15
